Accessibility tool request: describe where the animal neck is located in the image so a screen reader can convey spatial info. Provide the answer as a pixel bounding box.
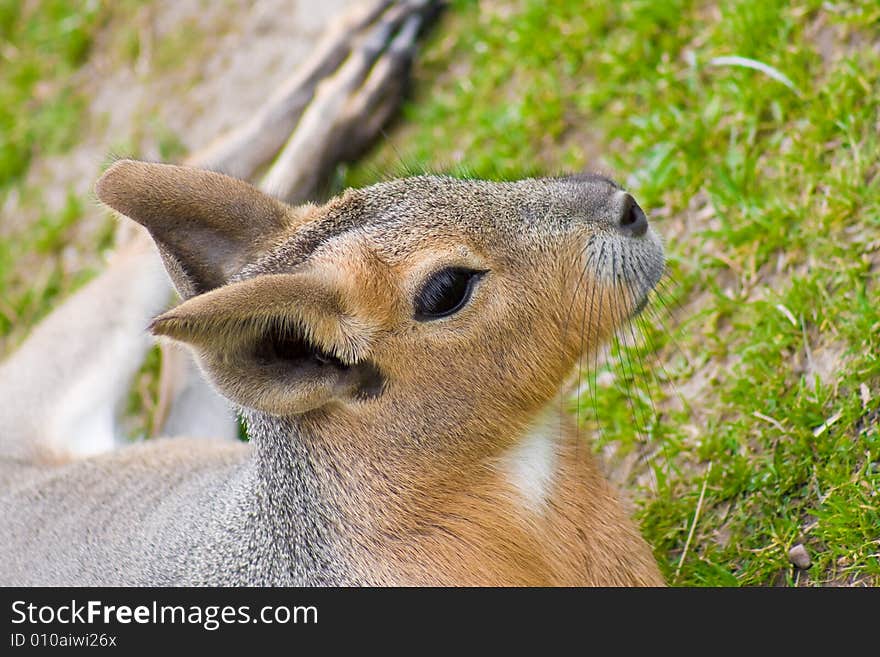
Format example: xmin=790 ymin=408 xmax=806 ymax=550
xmin=245 ymin=399 xmax=567 ymax=522
xmin=241 ymin=401 xmax=573 ymax=585
xmin=244 ymin=409 xmax=455 ymax=525
xmin=241 ymin=411 xmax=361 ymax=584
xmin=242 ymin=409 xmax=443 ymax=577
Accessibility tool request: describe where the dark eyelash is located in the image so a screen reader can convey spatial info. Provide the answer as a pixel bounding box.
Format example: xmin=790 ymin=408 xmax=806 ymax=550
xmin=414 ymin=268 xmax=486 ymax=320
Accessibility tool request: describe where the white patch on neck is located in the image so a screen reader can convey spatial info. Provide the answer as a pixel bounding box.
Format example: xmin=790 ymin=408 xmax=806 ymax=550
xmin=499 ymin=410 xmax=560 ymax=513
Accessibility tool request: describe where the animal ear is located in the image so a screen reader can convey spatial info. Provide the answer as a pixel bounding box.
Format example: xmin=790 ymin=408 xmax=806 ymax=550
xmin=150 ymin=273 xmax=384 ymax=415
xmin=95 ymin=159 xmax=294 ymax=298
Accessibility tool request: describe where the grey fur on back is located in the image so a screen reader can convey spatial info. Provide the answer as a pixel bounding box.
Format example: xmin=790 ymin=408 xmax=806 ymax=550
xmin=2 ymin=430 xmax=359 ymax=586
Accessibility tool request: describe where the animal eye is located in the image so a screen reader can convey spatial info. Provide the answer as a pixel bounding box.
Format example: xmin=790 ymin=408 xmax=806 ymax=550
xmin=414 ymin=267 xmax=485 ymax=320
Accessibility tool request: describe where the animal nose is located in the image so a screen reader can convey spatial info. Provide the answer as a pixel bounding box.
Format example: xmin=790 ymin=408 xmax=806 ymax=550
xmin=617 ymin=194 xmax=648 ymax=238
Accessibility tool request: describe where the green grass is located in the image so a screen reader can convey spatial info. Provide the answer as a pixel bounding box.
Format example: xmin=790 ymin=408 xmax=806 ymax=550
xmin=0 ymin=189 xmax=116 ymax=343
xmin=0 ymin=0 xmax=203 ymax=358
xmin=2 ymin=0 xmax=877 ymax=585
xmin=343 ymin=0 xmax=880 ymax=585
xmin=0 ymin=0 xmax=109 ymax=348
xmin=0 ymin=0 xmax=139 ymax=353
xmin=0 ymin=0 xmax=105 ymax=190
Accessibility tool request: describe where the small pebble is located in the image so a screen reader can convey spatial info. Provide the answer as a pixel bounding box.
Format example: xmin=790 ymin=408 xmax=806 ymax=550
xmin=788 ymin=544 xmax=811 ymax=570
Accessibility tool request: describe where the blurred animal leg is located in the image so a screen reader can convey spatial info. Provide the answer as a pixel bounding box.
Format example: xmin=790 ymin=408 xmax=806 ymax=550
xmin=0 ymin=228 xmax=170 ymax=463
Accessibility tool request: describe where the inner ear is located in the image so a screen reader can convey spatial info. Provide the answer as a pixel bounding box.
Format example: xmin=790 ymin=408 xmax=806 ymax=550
xmin=249 ymin=319 xmax=385 ymax=403
xmin=254 ymin=320 xmax=347 ymax=369
xmin=149 ymin=272 xmax=386 ymax=414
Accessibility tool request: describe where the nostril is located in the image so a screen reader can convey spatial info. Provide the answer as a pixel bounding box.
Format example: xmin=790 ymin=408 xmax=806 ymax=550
xmin=618 ymin=195 xmax=648 ymax=237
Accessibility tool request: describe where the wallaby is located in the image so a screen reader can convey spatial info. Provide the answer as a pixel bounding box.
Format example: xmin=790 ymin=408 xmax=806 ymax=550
xmin=0 ymin=160 xmax=665 ymax=585
xmin=0 ymin=0 xmax=666 ymax=586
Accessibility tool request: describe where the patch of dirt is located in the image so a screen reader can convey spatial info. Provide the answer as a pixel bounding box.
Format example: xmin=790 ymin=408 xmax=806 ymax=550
xmin=804 ymin=7 xmax=880 ymax=71
xmin=2 ymin=0 xmax=357 ymax=256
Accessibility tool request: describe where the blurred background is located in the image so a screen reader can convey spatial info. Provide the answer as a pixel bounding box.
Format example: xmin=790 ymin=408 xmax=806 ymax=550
xmin=1 ymin=0 xmax=878 ymax=586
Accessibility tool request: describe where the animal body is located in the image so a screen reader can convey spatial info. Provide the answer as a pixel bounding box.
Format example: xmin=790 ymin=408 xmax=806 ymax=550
xmin=0 ymin=161 xmax=665 ymax=586
xmin=0 ymin=0 xmax=666 ymax=586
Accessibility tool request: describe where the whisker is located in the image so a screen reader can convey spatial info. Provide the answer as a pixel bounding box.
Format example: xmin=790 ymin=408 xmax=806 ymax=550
xmin=560 ymin=235 xmax=598 ymax=341
xmin=640 ymin=303 xmax=694 ymax=421
xmin=607 ymin=245 xmax=645 ymax=440
xmin=621 ymin=259 xmax=658 ymax=434
xmin=627 ymin=275 xmax=676 ymax=492
xmin=577 ymin=243 xmax=607 ymax=447
xmin=567 ymin=246 xmax=597 ymax=459
xmin=550 ymin=200 xmax=592 ymax=447
xmin=583 ymin=244 xmax=607 ymax=445
xmin=632 ymin=259 xmax=692 ymax=372
xmin=650 ymin=274 xmax=687 ymax=330
xmin=625 ymin=262 xmax=684 ymax=490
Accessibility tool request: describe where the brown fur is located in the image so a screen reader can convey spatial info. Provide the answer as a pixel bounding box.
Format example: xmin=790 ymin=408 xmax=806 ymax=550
xmin=0 ymin=160 xmax=665 ymax=586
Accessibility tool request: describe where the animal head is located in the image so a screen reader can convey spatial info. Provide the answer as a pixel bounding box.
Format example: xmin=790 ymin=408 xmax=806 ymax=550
xmin=96 ymin=160 xmax=663 ymax=451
